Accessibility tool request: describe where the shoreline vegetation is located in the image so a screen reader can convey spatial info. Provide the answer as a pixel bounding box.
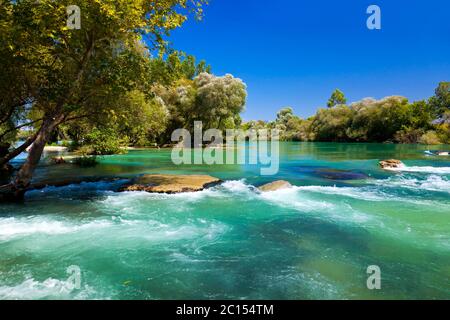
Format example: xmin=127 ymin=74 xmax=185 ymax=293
xmin=0 ymin=1 xmax=449 ymax=201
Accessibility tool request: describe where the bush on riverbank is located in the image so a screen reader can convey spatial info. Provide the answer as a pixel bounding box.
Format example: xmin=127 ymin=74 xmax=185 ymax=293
xmin=77 ymin=129 xmax=127 ymax=156
xmin=73 ymin=156 xmax=98 ymax=168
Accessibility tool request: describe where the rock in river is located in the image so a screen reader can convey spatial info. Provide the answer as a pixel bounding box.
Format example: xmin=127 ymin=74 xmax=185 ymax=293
xmin=120 ymin=174 xmax=222 ymax=194
xmin=379 ymin=159 xmax=404 ymax=169
xmin=258 ymin=180 xmax=292 ymax=192
xmin=315 ymin=169 xmax=369 ymax=181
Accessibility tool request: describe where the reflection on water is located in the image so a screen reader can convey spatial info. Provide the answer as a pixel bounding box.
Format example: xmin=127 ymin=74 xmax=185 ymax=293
xmin=1 ymin=142 xmax=449 ymax=299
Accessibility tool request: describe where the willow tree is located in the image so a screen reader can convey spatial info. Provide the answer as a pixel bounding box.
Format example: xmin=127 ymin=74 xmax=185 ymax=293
xmin=0 ymin=0 xmax=206 ymax=201
xmin=194 ymin=73 xmax=247 ymax=130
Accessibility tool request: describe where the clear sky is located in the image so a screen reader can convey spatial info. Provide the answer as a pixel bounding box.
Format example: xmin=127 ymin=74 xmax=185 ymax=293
xmin=169 ymin=0 xmax=450 ymax=121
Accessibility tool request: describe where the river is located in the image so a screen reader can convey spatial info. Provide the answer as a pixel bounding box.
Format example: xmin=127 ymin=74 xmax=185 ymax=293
xmin=0 ymin=142 xmax=449 ymax=299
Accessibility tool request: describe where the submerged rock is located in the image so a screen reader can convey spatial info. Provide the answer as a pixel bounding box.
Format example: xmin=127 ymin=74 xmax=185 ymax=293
xmin=50 ymin=157 xmax=67 ymax=165
xmin=258 ymin=180 xmax=292 ymax=192
xmin=120 ymin=174 xmax=222 ymax=194
xmin=379 ymin=159 xmax=404 ymax=169
xmin=30 ymin=177 xmax=123 ymax=190
xmin=315 ymin=169 xmax=369 ymax=181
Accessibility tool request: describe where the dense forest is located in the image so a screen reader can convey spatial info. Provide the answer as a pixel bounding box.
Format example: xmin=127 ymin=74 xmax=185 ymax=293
xmin=0 ymin=1 xmax=449 ymax=201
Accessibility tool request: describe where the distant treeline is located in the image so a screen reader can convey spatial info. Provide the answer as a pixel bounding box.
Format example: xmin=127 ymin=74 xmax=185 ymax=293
xmin=243 ymin=84 xmax=450 ymax=145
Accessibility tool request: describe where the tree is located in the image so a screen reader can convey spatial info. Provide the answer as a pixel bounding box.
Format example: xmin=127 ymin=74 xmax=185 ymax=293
xmin=348 ymin=96 xmax=411 ymax=142
xmin=63 ymin=90 xmax=169 ymax=148
xmin=150 ymin=72 xmax=247 ymax=142
xmin=276 ymin=107 xmax=294 ymax=126
xmin=0 ymin=0 xmax=206 ymax=201
xmin=149 ymin=51 xmax=211 ymax=86
xmin=116 ymin=91 xmax=169 ymax=146
xmin=194 ymin=73 xmax=247 ymax=130
xmin=274 ymin=107 xmax=304 ymax=141
xmin=429 ymin=82 xmax=450 ymax=119
xmin=310 ymin=105 xmax=354 ymax=141
xmin=327 ymin=89 xmax=347 ymax=108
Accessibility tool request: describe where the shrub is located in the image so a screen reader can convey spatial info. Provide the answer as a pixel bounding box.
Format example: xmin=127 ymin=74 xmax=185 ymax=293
xmin=394 ymin=128 xmax=425 ymax=144
xmin=73 ymin=156 xmax=98 ymax=167
xmin=82 ymin=128 xmax=126 ymax=155
xmin=419 ymin=131 xmax=442 ymax=145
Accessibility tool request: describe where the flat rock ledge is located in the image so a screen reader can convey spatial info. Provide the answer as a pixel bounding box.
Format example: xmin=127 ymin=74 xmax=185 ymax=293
xmin=119 ymin=174 xmax=222 ymax=194
xmin=379 ymin=159 xmax=404 ymax=169
xmin=258 ymin=180 xmax=292 ymax=192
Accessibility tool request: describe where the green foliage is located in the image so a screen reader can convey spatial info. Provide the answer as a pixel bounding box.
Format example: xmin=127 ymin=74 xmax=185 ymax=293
xmin=436 ymin=114 xmax=450 ymax=144
xmin=81 ymin=128 xmax=126 ymax=155
xmin=394 ymin=127 xmax=425 ymax=144
xmin=113 ymin=90 xmax=169 ymax=146
xmin=327 ymin=89 xmax=347 ymax=108
xmin=155 ymin=73 xmax=247 ymax=136
xmin=0 ymin=0 xmax=207 ymax=155
xmin=73 ymin=155 xmax=98 ymax=168
xmin=149 ymin=51 xmax=211 ymax=86
xmin=419 ymin=131 xmax=442 ymax=145
xmin=429 ymin=82 xmax=450 ymax=119
xmin=347 ymin=96 xmax=411 ymax=142
xmin=266 ymin=88 xmax=447 ymax=144
xmin=194 ymin=73 xmax=247 ymax=130
xmin=311 ymin=105 xmax=354 ymax=141
xmin=273 ymin=107 xmax=304 ymax=141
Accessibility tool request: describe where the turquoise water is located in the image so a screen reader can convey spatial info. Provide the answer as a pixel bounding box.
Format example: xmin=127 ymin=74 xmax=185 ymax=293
xmin=0 ymin=142 xmax=449 ymax=299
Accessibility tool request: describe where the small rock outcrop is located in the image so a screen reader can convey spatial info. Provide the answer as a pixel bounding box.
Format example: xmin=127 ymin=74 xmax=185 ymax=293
xmin=379 ymin=159 xmax=404 ymax=169
xmin=50 ymin=157 xmax=67 ymax=165
xmin=120 ymin=174 xmax=222 ymax=194
xmin=258 ymin=180 xmax=292 ymax=192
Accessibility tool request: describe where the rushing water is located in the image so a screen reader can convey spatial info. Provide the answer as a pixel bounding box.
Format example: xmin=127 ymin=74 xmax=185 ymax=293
xmin=0 ymin=142 xmax=449 ymax=300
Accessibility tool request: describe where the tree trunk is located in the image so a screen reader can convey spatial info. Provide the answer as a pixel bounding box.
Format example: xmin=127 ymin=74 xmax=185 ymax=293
xmin=0 ymin=132 xmax=39 ymax=168
xmin=0 ymin=115 xmax=63 ymax=202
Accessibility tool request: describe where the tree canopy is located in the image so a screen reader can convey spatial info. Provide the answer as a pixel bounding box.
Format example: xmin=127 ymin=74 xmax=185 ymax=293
xmin=327 ymin=89 xmax=347 ymax=108
xmin=0 ymin=0 xmax=208 ymax=199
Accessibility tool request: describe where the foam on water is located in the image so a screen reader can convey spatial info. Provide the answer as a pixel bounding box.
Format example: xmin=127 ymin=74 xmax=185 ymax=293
xmin=221 ymin=179 xmax=256 ymax=193
xmin=258 ymin=185 xmax=372 ymax=224
xmin=385 ymin=165 xmax=450 ymax=174
xmin=141 ymin=221 xmax=228 ymax=243
xmin=0 ymin=214 xmax=228 ymax=245
xmin=0 ymin=277 xmax=100 ymax=300
xmin=295 ymin=185 xmax=386 ymax=201
xmin=0 ymin=217 xmax=113 ymax=241
xmin=374 ymin=174 xmax=450 ymax=194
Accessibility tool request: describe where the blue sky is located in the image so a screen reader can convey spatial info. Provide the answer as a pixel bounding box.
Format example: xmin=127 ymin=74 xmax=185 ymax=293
xmin=169 ymin=0 xmax=450 ymax=121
